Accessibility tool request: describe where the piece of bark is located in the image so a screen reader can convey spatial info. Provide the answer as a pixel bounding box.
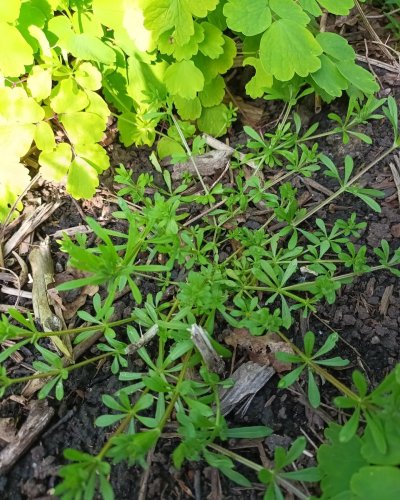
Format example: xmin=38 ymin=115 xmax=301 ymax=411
xmin=29 ymin=238 xmax=73 ymax=359
xmin=0 ymin=400 xmax=54 ymax=474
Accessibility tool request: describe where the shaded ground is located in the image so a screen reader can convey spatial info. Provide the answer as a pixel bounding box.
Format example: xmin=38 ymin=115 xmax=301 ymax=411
xmin=1 ymin=89 xmax=400 ymax=499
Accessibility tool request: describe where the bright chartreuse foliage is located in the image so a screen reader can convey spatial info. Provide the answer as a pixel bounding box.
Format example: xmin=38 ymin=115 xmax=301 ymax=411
xmin=0 ymin=0 xmax=379 ymax=219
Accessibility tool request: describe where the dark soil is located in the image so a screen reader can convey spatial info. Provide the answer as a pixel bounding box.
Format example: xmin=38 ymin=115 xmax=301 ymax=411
xmin=2 ymin=46 xmax=400 ymax=500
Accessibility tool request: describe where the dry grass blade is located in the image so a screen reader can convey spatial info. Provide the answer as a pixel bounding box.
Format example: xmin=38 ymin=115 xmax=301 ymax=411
xmin=3 ymin=200 xmax=63 ymax=257
xmin=389 ymin=154 xmax=400 ymax=207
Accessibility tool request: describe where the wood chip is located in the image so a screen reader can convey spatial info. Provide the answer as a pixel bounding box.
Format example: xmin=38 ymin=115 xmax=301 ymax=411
xmin=172 ymin=150 xmax=231 ymax=180
xmin=379 ymin=285 xmax=394 ymax=316
xmin=219 ymin=361 xmax=275 ymax=416
xmin=190 ymin=324 xmax=225 ymax=374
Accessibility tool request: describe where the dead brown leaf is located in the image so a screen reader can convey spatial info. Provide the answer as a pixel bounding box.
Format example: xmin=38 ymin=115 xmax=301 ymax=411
xmin=55 ymin=268 xmax=98 ymax=320
xmin=224 ymin=328 xmax=293 ymax=372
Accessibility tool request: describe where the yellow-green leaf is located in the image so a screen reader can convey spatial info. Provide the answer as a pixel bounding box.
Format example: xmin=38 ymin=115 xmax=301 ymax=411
xmin=35 ymin=121 xmax=56 ymax=152
xmin=66 ymin=156 xmax=100 ymax=199
xmin=74 ymin=62 xmax=103 ymax=91
xmin=174 ymin=95 xmax=202 ymax=120
xmin=50 ymin=79 xmax=89 ymax=114
xmin=164 ymin=60 xmax=204 ymax=99
xmin=27 ymin=65 xmax=52 ymax=101
xmin=39 ymin=143 xmax=72 ymax=181
xmin=74 ymin=144 xmax=110 ymax=174
xmin=0 ymin=21 xmax=34 ymax=77
xmin=0 ymin=159 xmax=31 ymax=221
xmin=198 ymin=22 xmax=224 ymax=59
xmin=60 ymin=112 xmax=106 ymax=144
xmin=0 ymin=0 xmax=21 ymax=23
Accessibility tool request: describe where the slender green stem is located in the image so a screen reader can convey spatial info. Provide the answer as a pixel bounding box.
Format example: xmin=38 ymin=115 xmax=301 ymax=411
xmin=276 ymin=330 xmax=360 ymax=402
xmin=293 ymin=145 xmax=397 ymax=227
xmin=9 ymin=353 xmax=110 ymax=384
xmin=207 ymin=444 xmax=309 ymax=500
xmin=13 ymin=315 xmax=138 ymax=340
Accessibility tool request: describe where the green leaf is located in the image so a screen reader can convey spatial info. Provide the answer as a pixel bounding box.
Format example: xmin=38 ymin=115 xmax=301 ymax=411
xmin=39 ymin=143 xmax=72 ymax=181
xmin=0 ymin=21 xmax=34 ymax=77
xmin=314 ymin=332 xmax=338 ymax=358
xmin=318 ymin=0 xmax=354 ymax=15
xmin=0 ymin=160 xmax=31 ymax=221
xmin=194 ymin=35 xmax=236 ymax=80
xmin=278 ymin=365 xmax=304 ymax=388
xmin=144 ymin=0 xmax=218 ymax=46
xmin=50 ymin=79 xmax=89 ymax=114
xmin=96 ymin=414 xmax=125 ymax=427
xmin=174 ymin=96 xmax=202 ymax=120
xmin=197 ymin=103 xmax=229 ymax=137
xmin=303 ymin=331 xmax=315 ymax=356
xmin=316 ymin=32 xmax=355 ymax=61
xmin=299 ymin=0 xmax=322 ymax=16
xmin=308 ymin=370 xmax=320 ymax=408
xmin=337 ymin=61 xmax=379 ymax=94
xmin=281 ymin=467 xmax=321 ymax=482
xmin=260 ymin=20 xmax=322 ymax=81
xmin=157 ymin=137 xmax=185 ymax=160
xmin=226 ymin=426 xmax=272 ymax=439
xmin=198 ymin=22 xmax=224 ymax=59
xmin=133 ymin=393 xmax=154 ymax=412
xmin=340 ymin=408 xmax=361 ymax=442
xmin=362 ymin=415 xmax=400 ymax=465
xmin=352 ymin=191 xmax=382 ymax=212
xmin=270 ymin=0 xmax=310 ymax=25
xmin=164 ymin=60 xmax=204 ymax=99
xmin=0 ymin=86 xmax=44 ymax=125
xmin=60 ymin=112 xmax=106 ymax=144
xmin=75 ymin=143 xmax=110 ymax=173
xmin=244 ymin=57 xmax=273 ymax=98
xmin=220 ymin=466 xmax=252 ymax=487
xmin=351 ymin=466 xmax=400 ymax=499
xmin=318 ymin=423 xmax=367 ymax=498
xmin=198 ymin=75 xmax=225 ymax=107
xmin=223 ymin=0 xmax=272 ymax=36
xmin=118 ymin=111 xmax=157 ymax=147
xmin=71 ymin=10 xmax=103 ymax=38
xmin=165 ymin=24 xmax=204 ymax=60
xmin=65 ymin=33 xmax=116 ymax=65
xmin=86 ymin=91 xmax=110 ymax=122
xmin=310 ymin=54 xmax=348 ymax=97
